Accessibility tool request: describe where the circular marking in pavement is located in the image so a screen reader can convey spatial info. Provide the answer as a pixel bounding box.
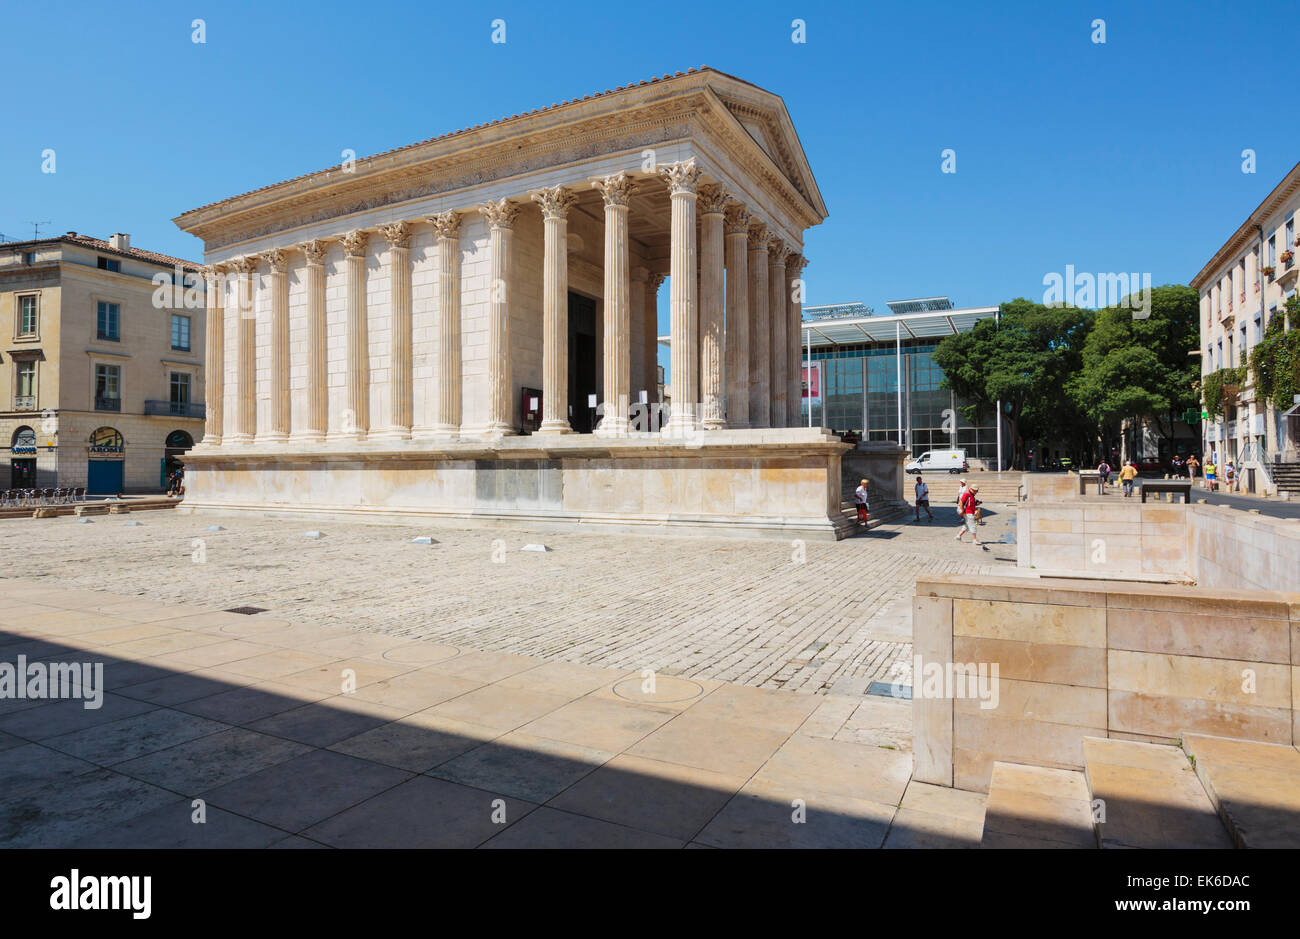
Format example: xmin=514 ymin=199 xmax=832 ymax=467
xmin=611 ymin=675 xmax=705 ymax=705
xmin=382 ymin=644 xmax=462 ymax=666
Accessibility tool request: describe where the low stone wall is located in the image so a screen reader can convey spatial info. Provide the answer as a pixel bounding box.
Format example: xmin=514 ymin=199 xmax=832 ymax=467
xmin=1016 ymin=501 xmax=1192 ymax=579
xmin=841 ymin=443 xmax=908 ymax=503
xmin=179 ymin=428 xmax=855 ymax=540
xmin=913 ymin=574 xmax=1299 ymax=792
xmin=1192 ymin=504 xmax=1300 ymax=592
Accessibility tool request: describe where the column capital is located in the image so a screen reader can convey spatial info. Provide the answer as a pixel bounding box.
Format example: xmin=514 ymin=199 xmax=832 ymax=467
xmin=228 ymin=255 xmax=259 ymax=274
xmin=428 ymin=211 xmax=462 ymax=240
xmin=697 ymin=183 xmax=729 ymax=215
xmin=767 ymin=236 xmax=789 ymax=265
xmin=659 ymin=158 xmax=702 ymax=197
xmin=299 ymin=238 xmax=330 ymax=264
xmin=649 ymin=272 xmax=667 ymax=292
xmin=201 ymin=263 xmax=226 ymax=281
xmin=378 ymin=220 xmax=413 ymax=249
xmin=591 ymin=173 xmax=637 ymax=208
xmin=530 ymin=185 xmax=579 ymax=219
xmin=340 ymin=229 xmax=370 ymax=258
xmin=723 ymin=202 xmax=751 ymax=235
xmin=478 ymin=198 xmax=519 ymax=230
xmin=786 ymin=252 xmax=807 ymax=271
xmin=747 ymin=222 xmax=770 ymax=250
xmin=262 ymin=248 xmax=289 ymax=273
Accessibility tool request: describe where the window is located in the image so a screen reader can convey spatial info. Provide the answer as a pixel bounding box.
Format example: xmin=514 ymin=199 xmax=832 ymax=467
xmin=169 ymin=372 xmax=191 ymax=406
xmin=97 ymin=301 xmax=120 ymax=340
xmin=1268 ymin=236 xmax=1277 ymax=267
xmin=17 ymin=295 xmax=37 ymax=335
xmin=1288 ymin=215 xmax=1295 ymax=250
xmin=1227 ymin=334 xmax=1234 ymax=367
xmin=97 ymin=256 xmax=121 ymax=273
xmin=15 ymin=361 xmax=36 ymax=409
xmin=22 ymin=251 xmax=35 ymax=265
xmin=95 ymin=364 xmax=121 ymax=410
xmin=170 ymin=314 xmax=191 ymax=352
xmin=1255 ymin=313 xmax=1263 ymax=344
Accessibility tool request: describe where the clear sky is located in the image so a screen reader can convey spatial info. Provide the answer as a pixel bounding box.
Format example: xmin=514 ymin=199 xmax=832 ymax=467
xmin=3 ymin=0 xmax=1295 ymax=326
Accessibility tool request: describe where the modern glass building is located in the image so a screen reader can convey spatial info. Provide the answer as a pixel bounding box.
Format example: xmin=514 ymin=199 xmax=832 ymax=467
xmin=799 ymin=298 xmax=1010 ymax=467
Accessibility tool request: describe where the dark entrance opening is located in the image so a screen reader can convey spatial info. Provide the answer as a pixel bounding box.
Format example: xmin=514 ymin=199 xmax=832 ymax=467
xmin=10 ymin=459 xmax=36 ymax=488
xmin=163 ymin=429 xmax=194 ymax=489
xmin=568 ymin=292 xmax=597 ymax=433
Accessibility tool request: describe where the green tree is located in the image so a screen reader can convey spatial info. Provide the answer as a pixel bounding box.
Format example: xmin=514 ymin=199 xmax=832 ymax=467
xmin=1069 ymin=284 xmax=1200 ymax=458
xmin=932 ymin=298 xmax=1093 ymax=469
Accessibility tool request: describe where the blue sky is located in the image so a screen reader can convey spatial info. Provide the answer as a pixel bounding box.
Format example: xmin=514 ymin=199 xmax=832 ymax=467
xmin=3 ymin=0 xmax=1295 ymax=325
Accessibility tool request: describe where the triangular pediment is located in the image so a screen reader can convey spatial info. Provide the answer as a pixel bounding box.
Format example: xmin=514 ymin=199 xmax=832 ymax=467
xmin=713 ymin=85 xmax=825 ymax=217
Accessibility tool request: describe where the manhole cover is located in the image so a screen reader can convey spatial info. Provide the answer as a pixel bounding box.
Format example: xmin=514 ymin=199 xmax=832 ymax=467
xmin=224 ymin=606 xmax=268 ymax=615
xmin=611 ymin=675 xmax=705 ymax=705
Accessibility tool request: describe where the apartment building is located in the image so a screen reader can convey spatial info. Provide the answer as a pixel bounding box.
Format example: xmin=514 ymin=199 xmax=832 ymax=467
xmin=1191 ymin=162 xmax=1300 ymax=495
xmin=0 ymin=232 xmax=205 ymax=493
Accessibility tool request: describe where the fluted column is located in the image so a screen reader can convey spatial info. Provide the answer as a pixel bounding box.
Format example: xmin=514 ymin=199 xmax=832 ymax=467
xmin=768 ymin=236 xmax=789 ymax=428
xmin=379 ymin=221 xmax=413 ymax=438
xmin=747 ymin=224 xmax=771 ymax=428
xmin=338 ymin=230 xmax=371 ymax=439
xmin=723 ymin=203 xmax=751 ymax=429
xmin=478 ymin=199 xmax=518 ymax=436
xmin=698 ymin=183 xmax=728 ymax=430
xmin=593 ymin=172 xmax=636 ymax=435
xmin=630 ymin=265 xmax=648 ymax=414
xmin=201 ymin=265 xmax=224 ymax=445
xmin=298 ymin=239 xmax=329 ymax=441
xmin=231 ymin=255 xmax=257 ymax=443
xmin=787 ymin=254 xmax=807 ymax=427
xmin=531 ymin=186 xmax=578 ymax=434
xmin=660 ymin=159 xmax=702 ymax=433
xmin=262 ymin=249 xmax=290 ymax=441
xmin=429 ymin=212 xmax=462 ymax=435
xmin=647 ymin=274 xmax=664 ymax=402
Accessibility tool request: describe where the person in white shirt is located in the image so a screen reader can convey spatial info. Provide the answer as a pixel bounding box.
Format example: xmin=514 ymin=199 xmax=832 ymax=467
xmin=853 ymin=478 xmax=870 ymax=527
xmin=914 ymin=475 xmax=933 ymax=522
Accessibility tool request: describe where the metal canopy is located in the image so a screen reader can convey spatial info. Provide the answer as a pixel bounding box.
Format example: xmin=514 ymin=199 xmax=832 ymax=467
xmin=799 ymin=305 xmax=998 ymax=347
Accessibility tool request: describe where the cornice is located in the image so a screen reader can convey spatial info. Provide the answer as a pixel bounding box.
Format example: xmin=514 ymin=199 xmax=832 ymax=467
xmin=180 ymin=84 xmax=825 ymax=253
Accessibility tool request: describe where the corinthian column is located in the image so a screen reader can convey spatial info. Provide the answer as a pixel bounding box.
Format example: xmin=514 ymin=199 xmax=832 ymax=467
xmin=659 ymin=159 xmax=702 ymax=434
xmin=723 ymin=203 xmax=750 ymax=429
xmin=202 ymin=265 xmax=224 ymax=445
xmin=231 ymin=255 xmax=258 ymax=443
xmin=747 ymin=224 xmax=771 ymax=428
xmin=263 ymin=249 xmax=290 ymax=441
xmin=697 ymin=183 xmax=728 ymax=430
xmin=647 ymin=273 xmax=665 ymax=403
xmin=429 ymin=211 xmax=462 ymax=436
xmin=298 ymin=239 xmax=329 ymax=441
xmin=478 ymin=199 xmax=518 ymax=436
xmin=530 ymin=186 xmax=577 ymax=434
xmin=787 ymin=254 xmax=807 ymax=427
xmin=379 ymin=221 xmax=413 ymax=438
xmin=339 ymin=229 xmax=370 ymax=438
xmin=768 ymin=236 xmax=790 ymax=428
xmin=593 ymin=172 xmax=637 ymax=436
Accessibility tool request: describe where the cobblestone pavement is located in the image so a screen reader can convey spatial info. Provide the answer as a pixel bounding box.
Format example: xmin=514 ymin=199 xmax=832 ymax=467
xmin=0 ymin=503 xmax=1018 ymax=693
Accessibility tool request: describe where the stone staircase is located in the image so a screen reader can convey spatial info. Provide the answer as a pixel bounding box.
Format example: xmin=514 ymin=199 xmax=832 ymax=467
xmin=979 ymin=733 xmax=1300 ymax=848
xmin=1270 ymin=461 xmax=1300 ymax=497
xmin=837 ymin=498 xmax=909 ymax=531
xmin=913 ymin=473 xmax=1024 ymax=505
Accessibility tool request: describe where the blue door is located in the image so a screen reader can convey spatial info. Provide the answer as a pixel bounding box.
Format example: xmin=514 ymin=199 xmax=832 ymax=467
xmin=87 ymin=460 xmax=124 ymax=494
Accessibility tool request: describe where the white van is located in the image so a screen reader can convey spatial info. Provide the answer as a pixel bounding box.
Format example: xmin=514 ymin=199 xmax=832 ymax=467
xmin=905 ymin=449 xmax=968 ymax=474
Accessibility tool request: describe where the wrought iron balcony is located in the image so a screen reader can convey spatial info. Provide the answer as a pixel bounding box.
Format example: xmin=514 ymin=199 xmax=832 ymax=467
xmin=144 ymin=399 xmax=204 ymax=419
xmin=94 ymin=394 xmax=121 ymax=412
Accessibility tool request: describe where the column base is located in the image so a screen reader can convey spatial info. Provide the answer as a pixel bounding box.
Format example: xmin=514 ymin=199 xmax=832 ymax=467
xmin=374 ymin=427 xmax=413 ymax=441
xmin=537 ymin=420 xmax=575 ymax=435
xmin=291 ymin=431 xmax=327 ymax=445
xmin=227 ymin=434 xmax=254 ymax=446
xmin=594 ymin=419 xmax=632 ymax=438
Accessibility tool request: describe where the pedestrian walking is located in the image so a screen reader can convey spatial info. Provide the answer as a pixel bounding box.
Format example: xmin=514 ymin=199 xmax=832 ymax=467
xmin=1119 ymin=460 xmax=1138 ymax=498
xmin=854 ymin=478 xmax=870 ymax=528
xmin=1204 ymin=458 xmax=1217 ymax=491
xmin=954 ymin=484 xmax=986 ymax=549
xmin=914 ymin=474 xmax=933 ymax=522
xmin=1097 ymin=459 xmax=1111 ymax=493
xmin=1225 ymin=460 xmax=1237 ymax=493
xmin=1186 ymin=454 xmax=1200 ymax=482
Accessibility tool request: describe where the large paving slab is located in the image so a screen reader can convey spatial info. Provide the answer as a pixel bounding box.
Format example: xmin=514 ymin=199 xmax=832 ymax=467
xmin=0 ymin=578 xmax=941 ymax=848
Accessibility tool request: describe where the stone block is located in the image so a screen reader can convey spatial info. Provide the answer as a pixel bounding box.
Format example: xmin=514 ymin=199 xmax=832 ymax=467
xmin=912 ymin=595 xmax=953 ymax=787
xmin=1107 ymin=608 xmax=1289 ymax=664
xmin=953 ymin=598 xmax=1105 ymax=647
xmin=1107 ymin=649 xmax=1290 ymax=709
xmin=953 ymin=636 xmax=1106 ymax=688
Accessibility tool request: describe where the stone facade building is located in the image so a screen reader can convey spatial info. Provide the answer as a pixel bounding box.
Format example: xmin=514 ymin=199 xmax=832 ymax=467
xmin=174 ymin=67 xmax=855 ymax=537
xmin=0 ymin=232 xmax=205 ymax=493
xmin=1192 ymin=160 xmax=1300 ymax=494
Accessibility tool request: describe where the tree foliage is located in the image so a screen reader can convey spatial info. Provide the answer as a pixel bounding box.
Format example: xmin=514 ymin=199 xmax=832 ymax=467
xmin=1249 ymin=296 xmax=1300 ymax=410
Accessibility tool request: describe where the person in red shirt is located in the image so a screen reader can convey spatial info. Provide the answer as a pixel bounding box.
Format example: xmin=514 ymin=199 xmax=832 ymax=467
xmin=954 ymin=485 xmax=987 ymax=550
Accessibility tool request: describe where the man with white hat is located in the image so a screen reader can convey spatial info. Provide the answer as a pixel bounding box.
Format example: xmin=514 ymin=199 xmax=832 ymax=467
xmin=955 ymin=484 xmax=987 ymax=549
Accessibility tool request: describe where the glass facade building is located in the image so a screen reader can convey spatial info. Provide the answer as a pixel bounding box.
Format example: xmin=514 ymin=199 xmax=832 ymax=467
xmin=798 ymin=300 xmax=1009 ymax=466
